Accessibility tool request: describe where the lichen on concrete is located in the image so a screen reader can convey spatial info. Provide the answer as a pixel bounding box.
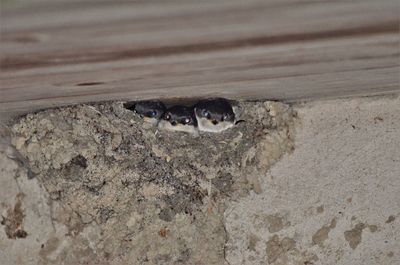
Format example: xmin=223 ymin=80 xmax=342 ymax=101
xmin=2 ymin=100 xmax=296 ymax=265
xmin=1 ymin=192 xmax=28 ymax=240
xmin=312 ymin=218 xmax=336 ymax=247
xmin=344 ymin=223 xmax=366 ymax=250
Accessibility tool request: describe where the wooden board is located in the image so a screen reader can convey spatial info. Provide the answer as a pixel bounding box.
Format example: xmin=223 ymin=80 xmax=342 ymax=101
xmin=1 ymin=0 xmax=399 ymax=121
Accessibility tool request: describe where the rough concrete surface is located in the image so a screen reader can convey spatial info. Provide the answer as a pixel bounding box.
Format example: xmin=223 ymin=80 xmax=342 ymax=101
xmin=1 ymin=100 xmax=296 ymax=265
xmin=1 ymin=95 xmax=399 ymax=265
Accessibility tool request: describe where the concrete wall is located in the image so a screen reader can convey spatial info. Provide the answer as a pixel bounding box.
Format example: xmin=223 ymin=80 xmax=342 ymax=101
xmin=1 ymin=95 xmax=399 ymax=265
xmin=225 ymin=95 xmax=399 ymax=264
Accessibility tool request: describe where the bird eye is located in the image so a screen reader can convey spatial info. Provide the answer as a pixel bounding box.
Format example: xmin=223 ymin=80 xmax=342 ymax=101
xmin=164 ymin=113 xmax=171 ymax=120
xmin=203 ymin=110 xmax=211 ymax=119
xmin=183 ymin=117 xmax=191 ymax=124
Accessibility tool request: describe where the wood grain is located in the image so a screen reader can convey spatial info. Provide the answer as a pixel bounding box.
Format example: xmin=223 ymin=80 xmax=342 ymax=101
xmin=1 ymin=0 xmax=399 ymax=121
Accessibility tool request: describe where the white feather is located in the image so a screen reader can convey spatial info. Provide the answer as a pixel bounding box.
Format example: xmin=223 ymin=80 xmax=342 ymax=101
xmin=158 ymin=120 xmax=198 ymax=135
xmin=195 ymin=117 xmax=234 ymax=133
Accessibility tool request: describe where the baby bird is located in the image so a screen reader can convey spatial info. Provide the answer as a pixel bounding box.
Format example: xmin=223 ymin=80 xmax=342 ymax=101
xmin=158 ymin=105 xmax=198 ymax=134
xmin=127 ymin=101 xmax=166 ymax=125
xmin=194 ymin=98 xmax=235 ymax=133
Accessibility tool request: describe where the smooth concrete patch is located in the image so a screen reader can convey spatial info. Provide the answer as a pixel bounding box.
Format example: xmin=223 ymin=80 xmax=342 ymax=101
xmin=225 ymin=95 xmax=400 ymax=265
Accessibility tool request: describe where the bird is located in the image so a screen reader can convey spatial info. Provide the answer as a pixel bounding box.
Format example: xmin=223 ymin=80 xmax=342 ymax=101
xmin=194 ymin=98 xmax=236 ymax=133
xmin=126 ymin=101 xmax=166 ymax=125
xmin=158 ymin=105 xmax=198 ymax=135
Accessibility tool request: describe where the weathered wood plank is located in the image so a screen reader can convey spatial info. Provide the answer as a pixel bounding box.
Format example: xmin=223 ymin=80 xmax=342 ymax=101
xmin=1 ymin=0 xmax=399 ymax=121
